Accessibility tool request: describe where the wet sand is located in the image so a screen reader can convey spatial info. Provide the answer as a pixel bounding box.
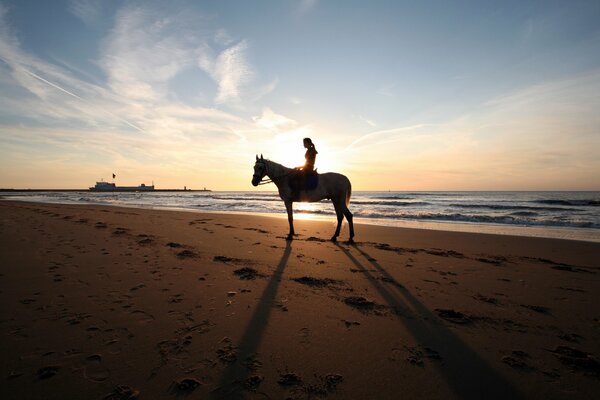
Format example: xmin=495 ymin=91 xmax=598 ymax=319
xmin=0 ymin=200 xmax=599 ymax=399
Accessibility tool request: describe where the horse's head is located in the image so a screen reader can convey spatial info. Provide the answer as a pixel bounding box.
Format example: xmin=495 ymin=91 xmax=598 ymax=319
xmin=251 ymin=154 xmax=266 ymax=186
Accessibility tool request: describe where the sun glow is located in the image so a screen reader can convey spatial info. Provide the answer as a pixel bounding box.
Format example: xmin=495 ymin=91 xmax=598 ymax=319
xmin=261 ymin=129 xmax=342 ymax=174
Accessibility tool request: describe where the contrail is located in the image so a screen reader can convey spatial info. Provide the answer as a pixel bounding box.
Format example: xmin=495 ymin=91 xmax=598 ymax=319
xmin=23 ymin=68 xmax=146 ymax=133
xmin=339 ymin=123 xmax=432 ymax=153
xmin=24 ymin=69 xmax=84 ymax=100
xmin=1 ymin=56 xmax=146 ymax=134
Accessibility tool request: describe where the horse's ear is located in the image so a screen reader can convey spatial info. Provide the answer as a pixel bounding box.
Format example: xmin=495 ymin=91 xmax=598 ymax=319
xmin=256 ymin=154 xmax=259 ymax=161
xmin=260 ymin=154 xmax=263 ymax=160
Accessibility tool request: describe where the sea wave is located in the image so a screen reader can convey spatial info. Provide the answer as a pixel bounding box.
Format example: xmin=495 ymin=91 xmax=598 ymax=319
xmin=352 ymin=200 xmax=431 ymax=207
xmin=209 ymin=196 xmax=282 ymax=202
xmin=371 ymin=195 xmax=415 ymax=200
xmin=353 ymin=211 xmax=598 ymax=229
xmin=535 ymin=199 xmax=600 ymax=207
xmin=448 ymin=203 xmax=577 ymax=212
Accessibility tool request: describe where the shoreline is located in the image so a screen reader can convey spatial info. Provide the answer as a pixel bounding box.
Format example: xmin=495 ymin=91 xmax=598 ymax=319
xmin=3 ymin=196 xmax=599 ymax=243
xmin=1 ymin=200 xmax=599 ymax=399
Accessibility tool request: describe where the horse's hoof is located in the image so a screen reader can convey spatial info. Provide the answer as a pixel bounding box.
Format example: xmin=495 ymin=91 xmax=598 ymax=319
xmin=286 ymin=235 xmax=294 ymax=241
xmin=346 ymin=239 xmax=355 ymax=245
xmin=330 ymin=237 xmax=337 ymax=242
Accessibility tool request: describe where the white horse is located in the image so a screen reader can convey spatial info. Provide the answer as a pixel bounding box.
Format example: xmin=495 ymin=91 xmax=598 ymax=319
xmin=251 ymin=155 xmax=355 ymax=242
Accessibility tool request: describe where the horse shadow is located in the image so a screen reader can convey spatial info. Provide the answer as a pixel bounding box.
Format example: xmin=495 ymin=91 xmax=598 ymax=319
xmin=334 ymin=242 xmax=523 ymax=400
xmin=211 ymin=241 xmax=292 ymax=399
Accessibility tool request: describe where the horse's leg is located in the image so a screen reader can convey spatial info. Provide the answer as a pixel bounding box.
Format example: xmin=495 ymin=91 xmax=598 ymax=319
xmin=285 ymin=201 xmax=295 ymax=240
xmin=331 ymin=199 xmax=343 ymax=242
xmin=343 ymin=207 xmax=354 ymax=243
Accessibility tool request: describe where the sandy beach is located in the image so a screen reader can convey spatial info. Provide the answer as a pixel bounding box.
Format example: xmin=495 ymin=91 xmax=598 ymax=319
xmin=0 ymin=200 xmax=599 ymax=399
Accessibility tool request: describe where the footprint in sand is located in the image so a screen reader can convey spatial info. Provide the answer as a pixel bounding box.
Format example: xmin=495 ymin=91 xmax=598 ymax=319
xmin=130 ymin=309 xmax=155 ymax=324
xmin=84 ymin=354 xmax=110 ymax=382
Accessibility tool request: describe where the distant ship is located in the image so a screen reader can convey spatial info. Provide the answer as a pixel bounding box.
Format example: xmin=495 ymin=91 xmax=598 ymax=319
xmin=89 ymin=180 xmax=210 ymax=192
xmin=89 ymin=181 xmax=155 ymax=192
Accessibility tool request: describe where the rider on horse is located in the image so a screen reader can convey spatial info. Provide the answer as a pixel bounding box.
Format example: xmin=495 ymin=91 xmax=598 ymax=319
xmin=302 ymin=137 xmax=318 ymax=172
xmin=292 ymin=138 xmax=318 ymax=199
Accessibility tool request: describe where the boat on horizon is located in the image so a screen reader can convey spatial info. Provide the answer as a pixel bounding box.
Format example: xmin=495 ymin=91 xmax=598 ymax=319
xmin=89 ymin=181 xmax=155 ymax=192
xmin=88 ymin=180 xmax=211 ymax=192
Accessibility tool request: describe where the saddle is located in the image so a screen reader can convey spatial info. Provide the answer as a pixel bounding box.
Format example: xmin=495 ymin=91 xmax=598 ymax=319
xmin=290 ymin=169 xmax=319 ymax=192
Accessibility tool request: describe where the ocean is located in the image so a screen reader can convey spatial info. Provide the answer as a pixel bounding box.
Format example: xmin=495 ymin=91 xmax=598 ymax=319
xmin=2 ymin=191 xmax=599 ymax=242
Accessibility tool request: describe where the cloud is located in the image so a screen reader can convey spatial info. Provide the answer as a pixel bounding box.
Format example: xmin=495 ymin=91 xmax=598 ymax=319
xmin=68 ymin=0 xmax=103 ymax=26
xmin=358 ymin=115 xmax=377 ymax=128
xmin=100 ymin=6 xmax=201 ymax=101
xmin=214 ymin=28 xmax=235 ymax=46
xmin=252 ymin=107 xmax=297 ymax=131
xmin=0 ymin=5 xmax=270 ymax=162
xmin=199 ymin=40 xmax=254 ymax=104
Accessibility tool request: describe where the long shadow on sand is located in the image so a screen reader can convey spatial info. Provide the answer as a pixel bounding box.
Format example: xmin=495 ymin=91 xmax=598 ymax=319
xmin=211 ymin=241 xmax=292 ymax=399
xmin=335 ymin=243 xmax=523 ymax=400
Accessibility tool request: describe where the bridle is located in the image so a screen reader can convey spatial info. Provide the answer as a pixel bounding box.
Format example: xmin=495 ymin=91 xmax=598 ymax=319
xmin=253 ymin=160 xmax=290 ymax=185
xmin=253 ymin=160 xmax=273 ymax=185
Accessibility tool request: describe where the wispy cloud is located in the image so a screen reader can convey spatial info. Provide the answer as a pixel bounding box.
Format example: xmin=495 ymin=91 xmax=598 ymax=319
xmin=358 ymin=115 xmax=377 ymax=128
xmin=68 ymin=0 xmax=103 ymax=26
xmin=252 ymin=107 xmax=297 ymax=131
xmin=0 ymin=3 xmax=278 ymax=188
xmin=199 ymin=40 xmax=254 ymax=104
xmin=341 ymin=124 xmax=433 ymax=153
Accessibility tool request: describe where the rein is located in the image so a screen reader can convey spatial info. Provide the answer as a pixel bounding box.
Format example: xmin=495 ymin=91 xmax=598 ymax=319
xmin=254 ymin=160 xmax=291 ymax=185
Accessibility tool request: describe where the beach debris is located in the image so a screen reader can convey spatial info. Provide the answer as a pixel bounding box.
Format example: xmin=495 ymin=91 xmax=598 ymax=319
xmin=103 ymin=385 xmax=139 ymax=400
xmin=227 ymin=291 xmax=237 ymax=297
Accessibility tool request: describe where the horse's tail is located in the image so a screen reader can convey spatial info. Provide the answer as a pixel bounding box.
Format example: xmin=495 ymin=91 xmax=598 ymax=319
xmin=346 ymin=178 xmax=352 ymax=207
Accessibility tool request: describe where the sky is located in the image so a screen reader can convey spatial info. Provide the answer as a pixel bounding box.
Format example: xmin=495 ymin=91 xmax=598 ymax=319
xmin=0 ymin=0 xmax=599 ymax=190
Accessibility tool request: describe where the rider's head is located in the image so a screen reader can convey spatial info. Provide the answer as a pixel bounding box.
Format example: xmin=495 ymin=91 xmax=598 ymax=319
xmin=303 ymin=138 xmax=314 ymax=149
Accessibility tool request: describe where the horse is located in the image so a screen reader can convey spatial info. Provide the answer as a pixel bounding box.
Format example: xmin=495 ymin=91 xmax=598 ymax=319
xmin=251 ymin=154 xmax=355 ymax=243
